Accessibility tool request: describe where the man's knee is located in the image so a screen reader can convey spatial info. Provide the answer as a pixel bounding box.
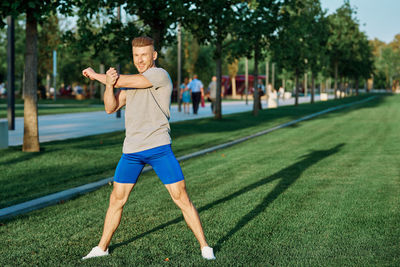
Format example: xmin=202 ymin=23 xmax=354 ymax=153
xmin=168 ymin=183 xmax=191 ymax=208
xmin=109 ymin=190 xmax=129 ymax=208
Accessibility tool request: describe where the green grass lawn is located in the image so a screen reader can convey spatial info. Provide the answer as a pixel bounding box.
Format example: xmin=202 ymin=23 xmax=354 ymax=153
xmin=0 ymin=98 xmax=105 ymax=118
xmin=0 ymin=95 xmax=377 ymax=209
xmin=0 ymin=94 xmax=399 ymax=265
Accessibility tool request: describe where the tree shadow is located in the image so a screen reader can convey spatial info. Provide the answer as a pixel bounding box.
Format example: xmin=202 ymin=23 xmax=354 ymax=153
xmin=110 ymin=143 xmax=345 ymax=253
xmin=214 ymin=143 xmax=344 ymax=251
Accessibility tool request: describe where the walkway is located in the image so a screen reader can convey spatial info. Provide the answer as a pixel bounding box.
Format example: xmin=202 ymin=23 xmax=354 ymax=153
xmin=7 ymin=95 xmax=332 ymax=146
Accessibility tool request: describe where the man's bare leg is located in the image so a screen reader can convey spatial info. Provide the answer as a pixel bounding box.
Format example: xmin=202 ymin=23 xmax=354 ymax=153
xmin=83 ymin=182 xmax=135 ymax=260
xmin=165 ymin=180 xmax=215 ymax=259
xmin=98 ymin=182 xmax=135 ymax=250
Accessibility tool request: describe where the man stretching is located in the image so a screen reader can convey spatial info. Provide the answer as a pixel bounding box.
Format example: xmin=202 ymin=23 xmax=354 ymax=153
xmin=81 ymin=36 xmax=215 ymax=260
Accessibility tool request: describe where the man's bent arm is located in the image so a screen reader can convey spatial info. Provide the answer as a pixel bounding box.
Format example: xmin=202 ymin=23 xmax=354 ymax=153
xmin=91 ymin=73 xmax=152 ymax=89
xmin=104 ymin=83 xmax=126 ymax=114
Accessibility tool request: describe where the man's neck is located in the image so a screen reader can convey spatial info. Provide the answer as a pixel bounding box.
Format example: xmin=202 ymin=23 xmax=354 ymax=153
xmin=139 ymin=64 xmax=156 ymax=74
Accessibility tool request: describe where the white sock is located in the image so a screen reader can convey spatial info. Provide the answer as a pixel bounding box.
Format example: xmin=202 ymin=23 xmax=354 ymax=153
xmin=201 ymin=246 xmax=216 ymax=260
xmin=82 ymin=246 xmax=109 ymax=260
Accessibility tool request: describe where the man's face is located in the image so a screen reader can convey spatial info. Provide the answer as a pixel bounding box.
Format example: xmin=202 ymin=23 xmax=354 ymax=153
xmin=132 ymin=45 xmax=157 ymax=74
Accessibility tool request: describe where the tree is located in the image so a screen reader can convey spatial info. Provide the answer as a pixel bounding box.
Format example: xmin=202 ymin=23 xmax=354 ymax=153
xmin=228 ymin=59 xmax=239 ymax=98
xmin=122 ymin=0 xmax=184 ymax=52
xmin=230 ymin=0 xmax=281 ymax=115
xmin=182 ymin=0 xmax=240 ymax=119
xmin=326 ymin=1 xmax=359 ymax=98
xmin=38 ymin=13 xmax=60 ymax=96
xmin=274 ymin=0 xmax=321 ymax=105
xmin=0 ymin=15 xmax=26 ymax=95
xmin=0 ymin=0 xmax=64 ymax=152
xmin=371 ymin=35 xmax=400 ymax=91
xmin=69 ymin=0 xmax=183 ymax=61
xmin=343 ymin=31 xmax=373 ymax=95
xmin=183 ymin=31 xmax=200 ymax=78
xmin=305 ymin=1 xmax=329 ymax=103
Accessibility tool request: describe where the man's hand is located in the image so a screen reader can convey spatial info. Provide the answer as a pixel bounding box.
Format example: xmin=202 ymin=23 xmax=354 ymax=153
xmin=82 ymin=67 xmax=96 ymax=80
xmin=106 ymin=67 xmax=119 ymax=86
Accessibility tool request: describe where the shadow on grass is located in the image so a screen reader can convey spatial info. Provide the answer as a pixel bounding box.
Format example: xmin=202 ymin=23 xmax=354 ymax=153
xmin=110 ymin=143 xmax=345 ymax=253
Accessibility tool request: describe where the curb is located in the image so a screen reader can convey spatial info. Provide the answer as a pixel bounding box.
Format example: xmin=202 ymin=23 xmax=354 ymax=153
xmin=0 ymin=96 xmax=376 ymax=220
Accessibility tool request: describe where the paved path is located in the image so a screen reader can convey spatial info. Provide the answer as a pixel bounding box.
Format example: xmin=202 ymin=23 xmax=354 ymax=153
xmin=7 ymin=95 xmax=332 ymax=146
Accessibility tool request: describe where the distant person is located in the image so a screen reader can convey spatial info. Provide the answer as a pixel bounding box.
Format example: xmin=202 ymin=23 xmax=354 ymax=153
xmin=49 ymin=87 xmax=55 ymax=98
xmin=81 ymin=36 xmax=215 ymax=261
xmin=74 ymin=85 xmax=83 ymax=95
xmin=207 ymin=76 xmax=217 ymax=113
xmin=187 ymin=74 xmax=204 ymax=115
xmin=0 ymin=82 xmax=6 ymax=98
xmin=180 ymin=77 xmax=191 ymax=114
xmin=278 ymin=85 xmax=285 ymax=99
xmin=38 ymin=83 xmax=46 ymax=99
xmin=267 ymin=83 xmax=273 ymax=95
xmin=257 ymin=79 xmax=265 ymax=109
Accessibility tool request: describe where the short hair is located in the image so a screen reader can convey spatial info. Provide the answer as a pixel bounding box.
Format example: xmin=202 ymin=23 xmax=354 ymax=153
xmin=132 ymin=36 xmax=154 ymax=47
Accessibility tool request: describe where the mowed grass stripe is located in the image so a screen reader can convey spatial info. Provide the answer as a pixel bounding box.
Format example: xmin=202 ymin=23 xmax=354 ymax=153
xmin=0 ymin=95 xmax=399 ymax=266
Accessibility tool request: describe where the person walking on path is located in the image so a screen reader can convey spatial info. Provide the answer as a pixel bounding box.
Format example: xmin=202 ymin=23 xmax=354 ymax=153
xmin=187 ymin=74 xmax=204 ymax=115
xmin=81 ymin=36 xmax=215 ymax=261
xmin=180 ymin=77 xmax=191 ymax=114
xmin=207 ymin=76 xmax=217 ymax=114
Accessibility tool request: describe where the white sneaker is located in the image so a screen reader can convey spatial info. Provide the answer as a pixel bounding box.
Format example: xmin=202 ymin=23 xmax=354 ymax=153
xmin=82 ymin=246 xmax=109 ymax=260
xmin=201 ymin=246 xmax=216 ymax=260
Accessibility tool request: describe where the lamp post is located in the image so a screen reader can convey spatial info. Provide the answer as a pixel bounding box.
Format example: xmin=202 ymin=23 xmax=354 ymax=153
xmin=7 ymin=16 xmax=15 ymax=130
xmin=53 ymin=50 xmax=57 ymax=101
xmin=245 ymin=57 xmax=248 ymax=105
xmin=177 ymin=23 xmax=182 ymax=112
xmin=116 ymin=5 xmax=122 ymax=118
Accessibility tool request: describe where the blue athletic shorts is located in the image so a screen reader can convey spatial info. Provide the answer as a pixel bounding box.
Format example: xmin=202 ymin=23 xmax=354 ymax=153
xmin=114 ymin=144 xmax=184 ymax=185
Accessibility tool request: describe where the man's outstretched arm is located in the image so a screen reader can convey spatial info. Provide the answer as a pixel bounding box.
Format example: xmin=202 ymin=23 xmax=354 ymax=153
xmin=82 ymin=67 xmax=152 ymax=88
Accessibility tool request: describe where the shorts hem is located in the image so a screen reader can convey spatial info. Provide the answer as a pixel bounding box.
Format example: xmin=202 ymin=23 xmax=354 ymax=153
xmin=113 ymin=179 xmax=137 ymax=184
xmin=162 ymin=177 xmax=185 ymax=185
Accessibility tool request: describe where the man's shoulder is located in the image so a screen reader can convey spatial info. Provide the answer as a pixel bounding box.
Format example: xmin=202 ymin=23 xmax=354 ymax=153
xmin=144 ymin=67 xmax=171 ymax=83
xmin=144 ymin=67 xmax=169 ymax=76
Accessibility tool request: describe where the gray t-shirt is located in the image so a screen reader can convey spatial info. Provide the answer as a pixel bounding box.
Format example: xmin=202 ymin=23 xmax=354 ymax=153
xmin=123 ymin=67 xmax=172 ymax=153
xmin=208 ymin=81 xmax=217 ymax=99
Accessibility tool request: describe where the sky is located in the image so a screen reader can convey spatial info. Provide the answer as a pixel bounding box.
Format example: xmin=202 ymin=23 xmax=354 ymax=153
xmin=320 ymin=0 xmax=400 ymax=43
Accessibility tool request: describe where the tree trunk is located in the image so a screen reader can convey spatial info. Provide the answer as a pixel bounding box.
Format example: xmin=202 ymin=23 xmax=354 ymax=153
xmin=252 ymin=45 xmax=260 ymax=116
xmin=46 ymin=73 xmax=50 ymax=96
xmin=295 ymin=70 xmax=299 ymax=106
xmin=304 ymin=72 xmax=307 ymax=96
xmin=334 ymin=60 xmax=338 ymax=99
xmin=100 ymin=64 xmax=105 ymax=101
xmin=265 ymin=60 xmax=269 ymax=105
xmin=90 ymin=80 xmax=94 ymax=99
xmin=355 ymin=77 xmax=359 ymax=96
xmin=339 ymin=76 xmax=343 ymax=99
xmin=152 ymin=27 xmax=162 ymax=65
xmin=23 ymin=9 xmax=40 ymax=152
xmin=215 ymin=40 xmax=222 ymax=120
xmin=231 ymin=76 xmax=237 ymax=98
xmin=311 ymin=72 xmax=315 ymax=104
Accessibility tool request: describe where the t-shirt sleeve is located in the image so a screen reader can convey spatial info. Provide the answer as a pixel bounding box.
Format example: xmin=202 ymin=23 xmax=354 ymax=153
xmin=187 ymin=81 xmax=192 ymax=90
xmin=142 ymin=68 xmax=170 ymax=89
